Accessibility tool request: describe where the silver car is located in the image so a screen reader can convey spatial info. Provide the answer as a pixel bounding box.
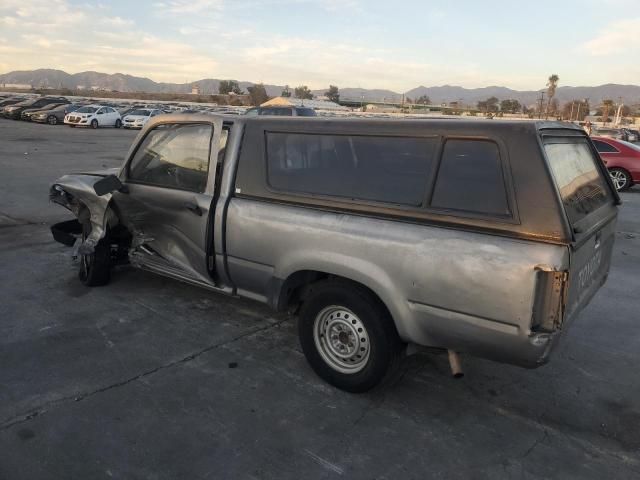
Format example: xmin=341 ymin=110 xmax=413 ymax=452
xmin=49 ymin=116 xmax=619 ymax=392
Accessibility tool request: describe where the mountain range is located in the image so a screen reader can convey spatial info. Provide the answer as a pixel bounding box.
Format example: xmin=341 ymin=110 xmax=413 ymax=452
xmin=2 ymin=69 xmax=640 ymax=106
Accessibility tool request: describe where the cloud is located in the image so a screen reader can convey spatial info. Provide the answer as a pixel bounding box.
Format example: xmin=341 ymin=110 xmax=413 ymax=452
xmin=583 ymin=17 xmax=640 ymax=55
xmin=153 ymin=0 xmax=223 ymax=14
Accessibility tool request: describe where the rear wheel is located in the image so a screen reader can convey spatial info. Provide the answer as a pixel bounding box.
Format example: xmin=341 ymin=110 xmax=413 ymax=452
xmin=91 ymin=119 xmax=98 ymax=129
xmin=298 ymin=280 xmax=404 ymax=392
xmin=78 ymin=222 xmax=111 ymax=286
xmin=47 ymin=115 xmax=58 ymax=125
xmin=609 ymin=168 xmax=632 ymax=192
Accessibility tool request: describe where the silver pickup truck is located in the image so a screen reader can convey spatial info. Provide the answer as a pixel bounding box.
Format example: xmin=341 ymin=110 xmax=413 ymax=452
xmin=50 ymin=115 xmax=619 ymax=392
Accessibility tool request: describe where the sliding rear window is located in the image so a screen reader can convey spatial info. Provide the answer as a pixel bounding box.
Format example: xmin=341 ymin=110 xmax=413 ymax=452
xmin=543 ymin=139 xmax=613 ymax=224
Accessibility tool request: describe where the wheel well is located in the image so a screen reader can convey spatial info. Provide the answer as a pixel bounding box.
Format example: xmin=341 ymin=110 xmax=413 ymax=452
xmin=609 ymin=166 xmax=634 ymax=185
xmin=609 ymin=166 xmax=630 ymax=173
xmin=277 ymin=270 xmax=393 ymax=321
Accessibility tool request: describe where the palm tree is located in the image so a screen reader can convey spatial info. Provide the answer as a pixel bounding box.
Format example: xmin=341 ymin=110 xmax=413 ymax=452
xmin=602 ymin=99 xmax=614 ymax=126
xmin=545 ymin=74 xmax=559 ymax=119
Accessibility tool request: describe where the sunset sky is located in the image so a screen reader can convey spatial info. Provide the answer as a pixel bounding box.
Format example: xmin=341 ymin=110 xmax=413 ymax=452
xmin=0 ymin=0 xmax=638 ymax=90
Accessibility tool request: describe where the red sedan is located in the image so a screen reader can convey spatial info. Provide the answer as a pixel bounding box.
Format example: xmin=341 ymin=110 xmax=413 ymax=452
xmin=591 ymin=136 xmax=640 ymax=191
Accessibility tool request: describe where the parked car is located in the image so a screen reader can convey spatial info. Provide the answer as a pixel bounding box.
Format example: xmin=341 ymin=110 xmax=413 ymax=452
xmin=32 ymin=104 xmax=83 ymax=125
xmin=245 ymin=106 xmax=317 ymax=116
xmin=2 ymin=96 xmax=68 ymax=119
xmin=620 ymin=128 xmax=638 ymax=143
xmin=122 ymin=108 xmax=163 ymax=129
xmin=0 ymin=97 xmax=27 ymax=109
xmin=627 ymin=129 xmax=640 ymax=142
xmin=20 ymin=102 xmax=68 ymax=121
xmin=64 ymin=105 xmax=122 ymax=128
xmin=593 ymin=128 xmax=624 ymax=140
xmin=591 ymin=136 xmax=640 ymax=191
xmin=49 ymin=117 xmax=618 ymax=392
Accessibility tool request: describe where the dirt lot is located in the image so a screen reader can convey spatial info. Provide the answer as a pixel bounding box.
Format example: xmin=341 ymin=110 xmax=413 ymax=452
xmin=0 ymin=118 xmax=639 ymax=479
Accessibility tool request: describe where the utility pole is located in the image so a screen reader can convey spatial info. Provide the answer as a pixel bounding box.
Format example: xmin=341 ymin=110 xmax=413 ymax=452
xmin=569 ymin=101 xmax=575 ymax=121
xmin=575 ymin=102 xmax=581 ymax=122
xmin=538 ymin=91 xmax=545 ymax=119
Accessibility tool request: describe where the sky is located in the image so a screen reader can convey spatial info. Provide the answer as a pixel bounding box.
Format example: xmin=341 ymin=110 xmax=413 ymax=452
xmin=0 ymin=0 xmax=638 ymax=91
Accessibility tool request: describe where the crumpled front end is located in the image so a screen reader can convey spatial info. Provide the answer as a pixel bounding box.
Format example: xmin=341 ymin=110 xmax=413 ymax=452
xmin=49 ymin=172 xmax=119 ymax=254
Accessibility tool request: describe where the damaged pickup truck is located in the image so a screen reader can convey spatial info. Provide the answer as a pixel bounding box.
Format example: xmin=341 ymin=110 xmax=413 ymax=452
xmin=50 ymin=115 xmax=620 ymax=392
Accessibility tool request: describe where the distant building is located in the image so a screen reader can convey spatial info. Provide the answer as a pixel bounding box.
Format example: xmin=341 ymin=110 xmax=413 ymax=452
xmin=1 ymin=83 xmax=32 ymax=90
xmin=261 ymin=97 xmax=348 ymax=112
xmin=191 ymin=85 xmax=201 ymax=95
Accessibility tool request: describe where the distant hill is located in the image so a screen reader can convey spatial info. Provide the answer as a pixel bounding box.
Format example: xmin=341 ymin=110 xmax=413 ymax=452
xmin=0 ymin=68 xmax=286 ymax=97
xmin=2 ymin=68 xmax=640 ymax=106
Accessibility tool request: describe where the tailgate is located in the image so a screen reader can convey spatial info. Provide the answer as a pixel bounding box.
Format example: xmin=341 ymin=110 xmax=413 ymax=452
xmin=542 ymin=136 xmax=619 ymax=325
xmin=564 ymin=215 xmax=616 ymax=322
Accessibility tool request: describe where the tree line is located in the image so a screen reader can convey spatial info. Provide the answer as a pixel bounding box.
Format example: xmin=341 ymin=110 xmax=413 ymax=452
xmin=214 ymin=79 xmax=341 ymax=106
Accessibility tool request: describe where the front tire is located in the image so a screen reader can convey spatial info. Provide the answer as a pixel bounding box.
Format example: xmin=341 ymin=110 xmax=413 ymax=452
xmin=91 ymin=119 xmax=99 ymax=129
xmin=115 ymin=119 xmax=122 ymax=128
xmin=78 ymin=222 xmax=111 ymax=286
xmin=298 ymin=280 xmax=404 ymax=392
xmin=609 ymin=167 xmax=632 ymax=191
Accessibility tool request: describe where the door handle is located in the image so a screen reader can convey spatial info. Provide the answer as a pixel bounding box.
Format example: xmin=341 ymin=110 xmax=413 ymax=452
xmin=183 ymin=201 xmax=203 ymax=216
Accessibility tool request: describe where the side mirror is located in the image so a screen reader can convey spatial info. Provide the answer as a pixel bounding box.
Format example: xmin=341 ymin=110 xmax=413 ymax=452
xmin=93 ymin=174 xmax=125 ymax=196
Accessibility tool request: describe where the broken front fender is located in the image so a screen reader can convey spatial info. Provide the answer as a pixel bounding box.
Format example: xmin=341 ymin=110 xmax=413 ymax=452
xmin=49 ymin=173 xmax=119 ymax=253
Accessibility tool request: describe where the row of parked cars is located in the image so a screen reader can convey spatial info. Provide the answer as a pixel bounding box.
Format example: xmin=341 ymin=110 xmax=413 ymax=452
xmin=0 ymin=94 xmax=247 ymax=129
xmin=593 ymin=126 xmax=639 ymax=143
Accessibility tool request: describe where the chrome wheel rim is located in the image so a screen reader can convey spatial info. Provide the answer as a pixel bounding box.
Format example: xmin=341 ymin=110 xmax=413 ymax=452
xmin=313 ymin=306 xmax=370 ymax=374
xmin=610 ymin=170 xmax=627 ymax=191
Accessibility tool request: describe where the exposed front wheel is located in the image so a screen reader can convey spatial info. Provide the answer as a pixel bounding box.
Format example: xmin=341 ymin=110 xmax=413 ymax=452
xmin=91 ymin=119 xmax=99 ymax=129
xmin=609 ymin=168 xmax=632 ymax=192
xmin=78 ymin=222 xmax=111 ymax=286
xmin=115 ymin=119 xmax=122 ymax=128
xmin=298 ymin=280 xmax=404 ymax=392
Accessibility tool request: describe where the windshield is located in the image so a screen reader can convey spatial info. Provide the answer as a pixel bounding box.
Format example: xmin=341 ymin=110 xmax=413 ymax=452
xmin=76 ymin=106 xmax=98 ymax=113
xmin=129 ymin=109 xmax=151 ymax=116
xmin=544 ymin=140 xmax=613 ymax=225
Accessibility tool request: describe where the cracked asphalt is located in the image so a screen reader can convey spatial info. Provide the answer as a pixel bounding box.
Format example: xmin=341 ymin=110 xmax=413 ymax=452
xmin=1 ymin=118 xmax=639 ymax=479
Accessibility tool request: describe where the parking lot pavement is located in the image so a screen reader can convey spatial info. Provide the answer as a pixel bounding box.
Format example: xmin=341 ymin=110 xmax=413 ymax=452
xmin=0 ymin=118 xmax=639 ymax=479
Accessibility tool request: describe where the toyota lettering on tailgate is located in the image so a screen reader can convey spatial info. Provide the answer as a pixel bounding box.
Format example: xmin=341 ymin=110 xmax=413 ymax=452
xmin=578 ymin=250 xmax=602 ymax=290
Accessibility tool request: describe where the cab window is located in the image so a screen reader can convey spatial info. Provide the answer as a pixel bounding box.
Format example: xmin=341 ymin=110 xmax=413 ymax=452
xmin=128 ymin=123 xmax=213 ymax=192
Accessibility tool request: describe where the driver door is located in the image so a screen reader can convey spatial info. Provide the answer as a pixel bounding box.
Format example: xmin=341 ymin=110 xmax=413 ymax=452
xmin=113 ymin=119 xmax=224 ymax=283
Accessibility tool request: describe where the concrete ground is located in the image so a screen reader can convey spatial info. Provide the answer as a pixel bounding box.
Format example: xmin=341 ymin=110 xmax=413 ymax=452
xmin=0 ymin=118 xmax=638 ymax=480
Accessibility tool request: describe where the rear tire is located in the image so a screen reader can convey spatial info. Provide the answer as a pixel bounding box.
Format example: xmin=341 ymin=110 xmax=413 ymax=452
xmin=47 ymin=115 xmax=58 ymax=125
xmin=91 ymin=119 xmax=98 ymax=129
xmin=609 ymin=167 xmax=632 ymax=192
xmin=78 ymin=222 xmax=111 ymax=286
xmin=298 ymin=280 xmax=404 ymax=392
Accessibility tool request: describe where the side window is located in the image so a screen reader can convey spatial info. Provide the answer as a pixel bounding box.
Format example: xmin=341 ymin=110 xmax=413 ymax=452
xmin=592 ymin=140 xmax=619 ymax=153
xmin=266 ymin=133 xmax=437 ymax=206
xmin=97 ymin=108 xmax=104 ymax=115
xmin=128 ymin=123 xmax=213 ymax=192
xmin=431 ymin=139 xmax=510 ymax=217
